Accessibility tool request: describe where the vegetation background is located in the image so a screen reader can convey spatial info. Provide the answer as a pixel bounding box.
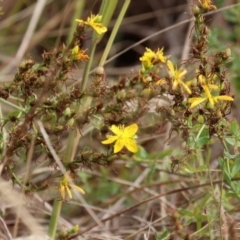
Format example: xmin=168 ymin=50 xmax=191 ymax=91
xmin=0 ymin=0 xmax=240 ymax=239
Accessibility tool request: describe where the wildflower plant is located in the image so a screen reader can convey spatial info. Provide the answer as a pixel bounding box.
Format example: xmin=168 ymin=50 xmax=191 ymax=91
xmin=0 ymin=0 xmax=240 ymax=239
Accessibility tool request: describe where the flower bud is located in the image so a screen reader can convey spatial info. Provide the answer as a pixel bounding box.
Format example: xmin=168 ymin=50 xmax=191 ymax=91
xmin=19 ymin=59 xmax=35 ymax=72
xmin=63 ymin=107 xmax=71 ymax=116
xmin=216 ymin=110 xmax=222 ymax=118
xmin=67 ymin=118 xmax=75 ymax=127
xmin=93 ymin=66 xmax=105 ymax=85
xmin=193 ymin=6 xmax=201 ymax=16
xmin=117 ymin=89 xmax=126 ymax=100
xmin=94 ymin=66 xmax=105 ymax=76
xmin=197 ymin=115 xmax=204 ymax=124
xmin=223 ymin=48 xmax=231 ymax=60
xmin=140 ymin=88 xmax=151 ymax=98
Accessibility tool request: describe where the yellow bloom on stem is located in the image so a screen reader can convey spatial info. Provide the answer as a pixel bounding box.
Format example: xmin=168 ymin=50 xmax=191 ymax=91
xmin=188 ymin=85 xmax=234 ymax=108
xmin=71 ymin=46 xmax=89 ymax=61
xmin=198 ymin=74 xmax=218 ymax=90
xmin=75 ymin=14 xmax=107 ymax=35
xmin=198 ymin=0 xmax=217 ymax=10
xmin=139 ymin=48 xmax=155 ymax=69
xmin=59 ymin=172 xmax=85 ymax=200
xmin=167 ymin=60 xmax=192 ymax=94
xmin=139 ymin=48 xmax=167 ymax=72
xmin=156 ymin=48 xmax=167 ymax=63
xmin=101 ymin=124 xmax=139 ymax=153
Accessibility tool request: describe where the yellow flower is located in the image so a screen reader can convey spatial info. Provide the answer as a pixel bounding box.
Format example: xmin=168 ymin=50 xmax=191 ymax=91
xmin=198 ymin=74 xmax=218 ymax=90
xmin=71 ymin=46 xmax=89 ymax=61
xmin=156 ymin=48 xmax=167 ymax=63
xmin=167 ymin=60 xmax=192 ymax=94
xmin=139 ymin=48 xmax=155 ymax=69
xmin=75 ymin=14 xmax=107 ymax=35
xmin=198 ymin=0 xmax=217 ymax=10
xmin=59 ymin=172 xmax=85 ymax=200
xmin=188 ymin=85 xmax=234 ymax=108
xmin=139 ymin=48 xmax=167 ymax=72
xmin=101 ymin=124 xmax=139 ymax=153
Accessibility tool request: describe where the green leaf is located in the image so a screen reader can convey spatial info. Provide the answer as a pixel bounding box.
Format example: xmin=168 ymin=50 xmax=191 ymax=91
xmin=155 ymin=229 xmax=169 ymax=240
xmin=184 ymin=164 xmax=207 ymax=173
xmin=146 ymin=162 xmax=156 ymax=184
xmin=235 ymin=181 xmax=240 ymax=193
xmin=142 ymin=149 xmax=173 ymax=160
xmin=224 ymin=150 xmax=240 ymax=159
xmin=78 ymin=172 xmax=91 ymax=183
xmin=231 ymin=120 xmax=240 ymax=136
xmin=134 ymin=146 xmax=148 ymax=160
xmin=230 ymin=181 xmax=240 ymax=195
xmin=196 ymin=129 xmax=209 ymax=147
xmin=224 ymin=192 xmax=237 ymax=198
xmin=125 ymin=161 xmax=139 ymax=168
xmin=224 ymin=170 xmax=232 ymax=185
xmin=178 ymin=208 xmax=194 ymax=217
xmin=231 ymin=155 xmax=240 ymax=178
xmin=225 ymin=138 xmax=240 ymax=147
xmin=218 ymin=157 xmax=224 ymax=169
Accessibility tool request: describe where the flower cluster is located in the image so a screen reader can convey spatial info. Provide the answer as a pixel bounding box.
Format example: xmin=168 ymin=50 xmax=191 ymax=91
xmin=137 ymin=32 xmax=234 ymax=112
xmin=188 ymin=74 xmax=233 ymax=109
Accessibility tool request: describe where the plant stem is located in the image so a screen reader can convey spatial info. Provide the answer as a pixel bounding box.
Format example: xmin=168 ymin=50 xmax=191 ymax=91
xmin=0 ymin=98 xmax=24 ymax=111
xmin=99 ymin=0 xmax=131 ymax=66
xmin=67 ymin=0 xmax=85 ymax=45
xmin=48 ymin=200 xmax=63 ymax=239
xmin=81 ymin=43 xmax=96 ymax=90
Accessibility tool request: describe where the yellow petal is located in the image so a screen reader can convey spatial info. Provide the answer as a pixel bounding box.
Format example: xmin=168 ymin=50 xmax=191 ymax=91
xmin=125 ymin=138 xmax=138 ymax=153
xmin=114 ymin=139 xmax=125 ymax=153
xmin=156 ymin=48 xmax=166 ymax=63
xmin=189 ymin=97 xmax=207 ymax=108
xmin=198 ymin=75 xmax=206 ymax=84
xmin=214 ymin=95 xmax=234 ymax=102
xmin=101 ymin=135 xmax=118 ymax=144
xmin=179 ymin=69 xmax=187 ymax=79
xmin=167 ymin=60 xmax=175 ymax=76
xmin=90 ymin=23 xmax=107 ymax=34
xmin=208 ymin=84 xmax=219 ymax=90
xmin=123 ymin=124 xmax=138 ymax=138
xmin=59 ymin=184 xmax=65 ymax=200
xmin=172 ymin=80 xmax=179 ymax=89
xmin=180 ymin=81 xmax=192 ymax=94
xmin=203 ymin=85 xmax=214 ymax=105
xmin=110 ymin=125 xmax=122 ymax=135
xmin=71 ymin=185 xmax=85 ymax=195
xmin=75 ymin=19 xmax=84 ymax=24
xmin=66 ymin=185 xmax=72 ymax=199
